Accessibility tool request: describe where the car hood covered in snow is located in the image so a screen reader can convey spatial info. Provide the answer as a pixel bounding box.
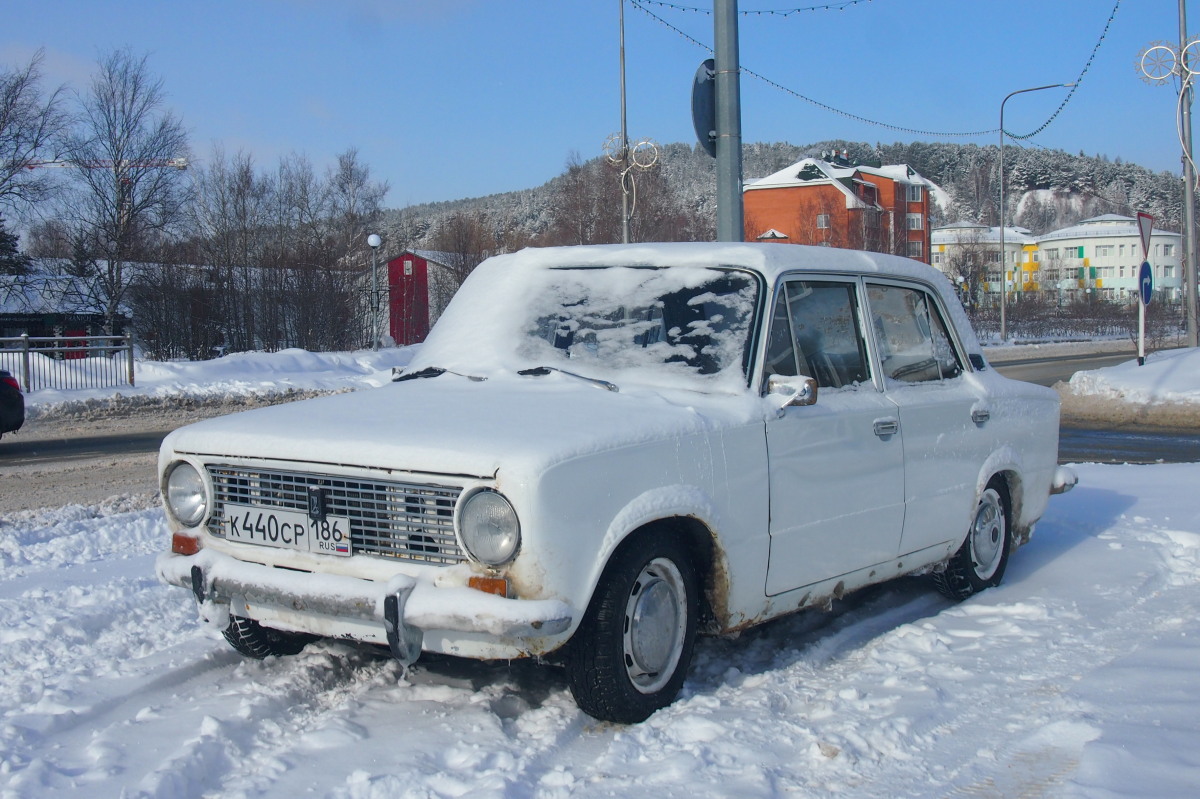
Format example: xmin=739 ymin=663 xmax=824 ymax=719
xmin=162 ymin=372 xmax=765 ymax=480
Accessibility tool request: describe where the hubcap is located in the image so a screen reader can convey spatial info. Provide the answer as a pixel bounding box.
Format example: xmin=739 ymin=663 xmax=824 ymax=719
xmin=971 ymin=489 xmax=1004 ymax=580
xmin=623 ymin=557 xmax=687 ymax=694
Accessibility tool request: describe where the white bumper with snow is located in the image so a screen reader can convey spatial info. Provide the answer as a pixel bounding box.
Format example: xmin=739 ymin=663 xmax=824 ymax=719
xmin=156 ymin=549 xmax=574 ymax=663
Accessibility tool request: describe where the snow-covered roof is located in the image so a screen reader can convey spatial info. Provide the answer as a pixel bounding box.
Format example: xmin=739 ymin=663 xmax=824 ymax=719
xmin=931 ymin=225 xmax=1035 ymax=246
xmin=743 ymin=159 xmax=871 ymax=210
xmin=746 ymin=157 xmax=930 ymax=190
xmin=1039 ymin=216 xmax=1180 ymax=242
xmin=0 ymin=273 xmax=107 ymax=316
xmin=756 ymin=228 xmax=789 ymax=240
xmin=405 ymin=249 xmax=460 ymax=266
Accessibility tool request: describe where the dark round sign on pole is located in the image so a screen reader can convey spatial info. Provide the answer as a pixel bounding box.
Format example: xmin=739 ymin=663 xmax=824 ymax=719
xmin=1139 ymin=261 xmax=1154 ymax=306
xmin=691 ymin=59 xmax=717 ymax=158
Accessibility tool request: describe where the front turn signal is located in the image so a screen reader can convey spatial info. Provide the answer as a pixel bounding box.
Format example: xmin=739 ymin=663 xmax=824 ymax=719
xmin=171 ymin=533 xmax=202 ymax=556
xmin=468 ymin=575 xmax=510 ymax=598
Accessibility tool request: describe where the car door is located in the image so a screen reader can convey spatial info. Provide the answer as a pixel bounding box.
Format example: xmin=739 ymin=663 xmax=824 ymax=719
xmin=764 ymin=277 xmax=906 ymax=596
xmin=863 ymin=280 xmax=986 ymax=557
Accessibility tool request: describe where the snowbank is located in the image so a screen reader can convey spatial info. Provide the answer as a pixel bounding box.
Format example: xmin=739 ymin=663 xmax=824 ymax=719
xmin=1058 ymin=347 xmax=1200 ymax=428
xmin=22 ymin=347 xmax=416 ymax=422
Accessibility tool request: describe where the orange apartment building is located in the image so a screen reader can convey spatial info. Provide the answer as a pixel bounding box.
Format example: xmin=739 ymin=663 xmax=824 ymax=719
xmin=742 ymin=153 xmax=933 ymax=263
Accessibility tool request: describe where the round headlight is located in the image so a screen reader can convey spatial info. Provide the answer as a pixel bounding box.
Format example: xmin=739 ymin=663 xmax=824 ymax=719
xmin=459 ymin=490 xmax=521 ymax=566
xmin=166 ymin=462 xmax=209 ymax=527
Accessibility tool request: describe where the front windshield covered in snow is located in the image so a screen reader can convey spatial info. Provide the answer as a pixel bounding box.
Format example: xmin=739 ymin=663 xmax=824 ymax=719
xmin=520 ymin=266 xmax=760 ymax=389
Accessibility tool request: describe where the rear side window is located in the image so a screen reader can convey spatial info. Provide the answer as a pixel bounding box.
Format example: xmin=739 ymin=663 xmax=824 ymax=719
xmin=866 ymin=283 xmax=963 ymax=384
xmin=763 ymin=280 xmax=871 ymax=389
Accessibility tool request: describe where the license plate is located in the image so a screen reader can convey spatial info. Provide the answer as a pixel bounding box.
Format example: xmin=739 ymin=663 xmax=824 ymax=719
xmin=222 ymin=503 xmax=352 ymax=557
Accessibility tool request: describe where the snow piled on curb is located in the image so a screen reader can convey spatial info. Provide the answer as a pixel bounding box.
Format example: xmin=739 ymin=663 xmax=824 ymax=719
xmin=23 ymin=347 xmax=416 ymax=422
xmin=1058 ymin=347 xmax=1200 ymax=428
xmin=1063 ymin=347 xmax=1200 ymax=406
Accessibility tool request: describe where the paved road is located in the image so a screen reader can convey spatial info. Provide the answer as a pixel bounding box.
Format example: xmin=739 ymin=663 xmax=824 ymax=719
xmin=990 ymin=350 xmax=1136 ymax=387
xmin=1058 ymin=425 xmax=1200 ymax=464
xmin=1 ymin=430 xmax=168 ymax=465
xmin=3 ymin=350 xmax=1195 ymax=467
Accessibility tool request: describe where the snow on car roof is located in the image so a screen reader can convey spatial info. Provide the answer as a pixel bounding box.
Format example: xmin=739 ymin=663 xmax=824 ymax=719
xmin=415 ymin=243 xmax=983 ymax=379
xmin=492 ymin=241 xmax=942 ymax=284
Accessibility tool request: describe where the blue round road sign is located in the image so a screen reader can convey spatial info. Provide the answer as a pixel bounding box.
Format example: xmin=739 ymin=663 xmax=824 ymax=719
xmin=1139 ymin=261 xmax=1154 ymax=305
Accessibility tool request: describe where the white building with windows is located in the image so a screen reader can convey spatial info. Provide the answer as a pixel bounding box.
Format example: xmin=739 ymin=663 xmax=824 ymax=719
xmin=932 ymin=215 xmax=1183 ymax=304
xmin=931 ymin=221 xmax=1037 ymax=305
xmin=1037 ymin=215 xmax=1181 ymax=303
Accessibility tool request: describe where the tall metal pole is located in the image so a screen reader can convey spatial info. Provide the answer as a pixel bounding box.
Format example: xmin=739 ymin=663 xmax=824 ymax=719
xmin=619 ymin=0 xmax=630 ymax=244
xmin=998 ymin=83 xmax=1072 ymax=341
xmin=1180 ymin=0 xmax=1199 ymax=347
xmin=368 ymin=234 xmax=382 ymax=350
xmin=714 ymin=0 xmax=743 ymax=242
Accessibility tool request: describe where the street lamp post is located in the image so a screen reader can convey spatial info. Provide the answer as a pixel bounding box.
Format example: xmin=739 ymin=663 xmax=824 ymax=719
xmin=999 ymin=83 xmax=1072 ymax=341
xmin=367 ymin=233 xmax=382 ymax=351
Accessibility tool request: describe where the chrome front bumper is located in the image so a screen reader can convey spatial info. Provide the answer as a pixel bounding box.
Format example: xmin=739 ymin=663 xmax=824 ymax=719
xmin=156 ymin=549 xmax=573 ymax=663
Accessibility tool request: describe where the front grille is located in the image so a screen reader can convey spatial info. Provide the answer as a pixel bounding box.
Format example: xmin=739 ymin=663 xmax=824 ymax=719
xmin=207 ymin=465 xmax=465 ymax=564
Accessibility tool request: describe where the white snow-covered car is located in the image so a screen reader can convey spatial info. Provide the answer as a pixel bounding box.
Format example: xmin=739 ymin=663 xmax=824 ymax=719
xmin=157 ymin=242 xmax=1076 ymax=723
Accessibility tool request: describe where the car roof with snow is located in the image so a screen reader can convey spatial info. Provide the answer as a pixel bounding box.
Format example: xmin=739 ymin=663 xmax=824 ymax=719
xmin=498 ymin=241 xmax=948 ymax=286
xmin=450 ymin=242 xmax=982 ymax=360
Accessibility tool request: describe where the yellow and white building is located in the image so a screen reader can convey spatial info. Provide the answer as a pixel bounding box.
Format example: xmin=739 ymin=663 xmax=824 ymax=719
xmin=932 ymin=215 xmax=1183 ymax=304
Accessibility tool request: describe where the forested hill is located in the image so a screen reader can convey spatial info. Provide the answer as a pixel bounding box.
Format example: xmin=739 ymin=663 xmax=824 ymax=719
xmin=381 ymin=140 xmax=1186 ymax=251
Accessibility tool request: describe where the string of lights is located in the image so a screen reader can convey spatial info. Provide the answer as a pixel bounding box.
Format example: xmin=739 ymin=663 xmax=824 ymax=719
xmin=1005 ymin=0 xmax=1121 ymax=141
xmin=629 ymin=0 xmax=1122 ymax=142
xmin=634 ymin=0 xmax=874 ymax=16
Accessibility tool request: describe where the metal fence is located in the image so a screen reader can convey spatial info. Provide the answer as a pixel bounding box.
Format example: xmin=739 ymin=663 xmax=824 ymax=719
xmin=0 ymin=334 xmax=136 ymax=392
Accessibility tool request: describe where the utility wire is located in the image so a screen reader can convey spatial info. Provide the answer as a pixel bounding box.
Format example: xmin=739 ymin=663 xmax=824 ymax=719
xmin=635 ymin=0 xmax=875 ymax=15
xmin=1005 ymin=0 xmax=1121 ymax=141
xmin=631 ymin=0 xmax=1121 ymax=142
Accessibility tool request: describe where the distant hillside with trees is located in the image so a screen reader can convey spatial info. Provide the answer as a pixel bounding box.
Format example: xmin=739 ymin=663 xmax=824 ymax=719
xmin=381 ymin=139 xmax=1187 ymax=257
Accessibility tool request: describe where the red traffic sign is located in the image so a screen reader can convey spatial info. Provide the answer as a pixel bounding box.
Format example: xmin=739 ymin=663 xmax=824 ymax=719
xmin=1137 ymin=212 xmax=1154 ymax=260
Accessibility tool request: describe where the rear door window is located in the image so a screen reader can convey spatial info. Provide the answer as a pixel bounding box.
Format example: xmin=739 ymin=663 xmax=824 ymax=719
xmin=865 ymin=283 xmax=963 ymax=384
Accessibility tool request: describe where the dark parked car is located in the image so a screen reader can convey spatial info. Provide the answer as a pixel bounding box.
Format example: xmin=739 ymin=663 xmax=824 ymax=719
xmin=0 ymin=369 xmax=24 ymax=439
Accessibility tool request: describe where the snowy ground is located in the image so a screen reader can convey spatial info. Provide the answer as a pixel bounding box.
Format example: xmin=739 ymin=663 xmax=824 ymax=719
xmin=1 ymin=346 xmax=1198 ymax=797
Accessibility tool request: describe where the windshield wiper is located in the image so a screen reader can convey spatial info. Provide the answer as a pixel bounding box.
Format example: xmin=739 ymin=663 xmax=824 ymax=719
xmin=392 ymin=366 xmax=486 ymax=383
xmin=518 ymin=366 xmax=619 ymax=393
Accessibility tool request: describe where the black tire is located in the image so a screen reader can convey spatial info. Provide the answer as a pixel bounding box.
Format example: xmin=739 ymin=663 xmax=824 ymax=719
xmin=934 ymin=479 xmax=1011 ymax=601
xmin=223 ymin=615 xmax=314 ymax=659
xmin=566 ymin=532 xmax=699 ymax=724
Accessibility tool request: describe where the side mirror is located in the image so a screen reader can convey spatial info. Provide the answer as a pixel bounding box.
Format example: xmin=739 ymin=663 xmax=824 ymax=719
xmin=766 ymin=375 xmax=818 ymax=408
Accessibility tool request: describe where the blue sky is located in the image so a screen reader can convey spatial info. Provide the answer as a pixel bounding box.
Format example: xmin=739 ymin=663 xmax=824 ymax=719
xmin=4 ymin=0 xmax=1194 ymax=208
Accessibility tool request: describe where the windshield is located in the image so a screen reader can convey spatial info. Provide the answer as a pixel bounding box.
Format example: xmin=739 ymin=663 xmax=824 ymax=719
xmin=518 ymin=266 xmax=760 ymax=390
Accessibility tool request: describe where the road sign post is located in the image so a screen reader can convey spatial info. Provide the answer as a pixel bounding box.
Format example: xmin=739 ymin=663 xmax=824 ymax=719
xmin=1137 ymin=213 xmax=1155 ymax=366
xmin=1138 ymin=260 xmax=1154 ymax=365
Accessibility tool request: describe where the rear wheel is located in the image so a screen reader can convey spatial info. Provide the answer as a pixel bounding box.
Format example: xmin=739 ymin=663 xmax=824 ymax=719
xmin=566 ymin=532 xmax=699 ymax=723
xmin=934 ymin=479 xmax=1011 ymax=601
xmin=223 ymin=615 xmax=314 ymax=658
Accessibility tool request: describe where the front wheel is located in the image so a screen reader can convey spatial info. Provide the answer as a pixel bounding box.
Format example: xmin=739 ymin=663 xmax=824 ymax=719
xmin=223 ymin=615 xmax=314 ymax=658
xmin=566 ymin=533 xmax=699 ymax=724
xmin=933 ymin=480 xmax=1011 ymax=601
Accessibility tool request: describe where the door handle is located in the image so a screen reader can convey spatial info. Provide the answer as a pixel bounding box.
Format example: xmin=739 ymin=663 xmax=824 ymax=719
xmin=971 ymin=408 xmax=991 ymax=425
xmin=873 ymin=417 xmax=900 ymax=437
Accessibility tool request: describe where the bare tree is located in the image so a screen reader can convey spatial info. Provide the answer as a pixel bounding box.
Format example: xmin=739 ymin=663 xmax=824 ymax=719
xmin=58 ymin=48 xmax=189 ymax=331
xmin=23 ymin=217 xmax=72 ymax=258
xmin=189 ymin=146 xmax=274 ymax=351
xmin=427 ymin=211 xmax=493 ymax=315
xmin=944 ymin=225 xmax=990 ymax=312
xmin=327 ymin=147 xmax=389 ymax=255
xmin=547 ymin=153 xmax=620 ymax=246
xmin=0 ymin=49 xmax=66 ymax=214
